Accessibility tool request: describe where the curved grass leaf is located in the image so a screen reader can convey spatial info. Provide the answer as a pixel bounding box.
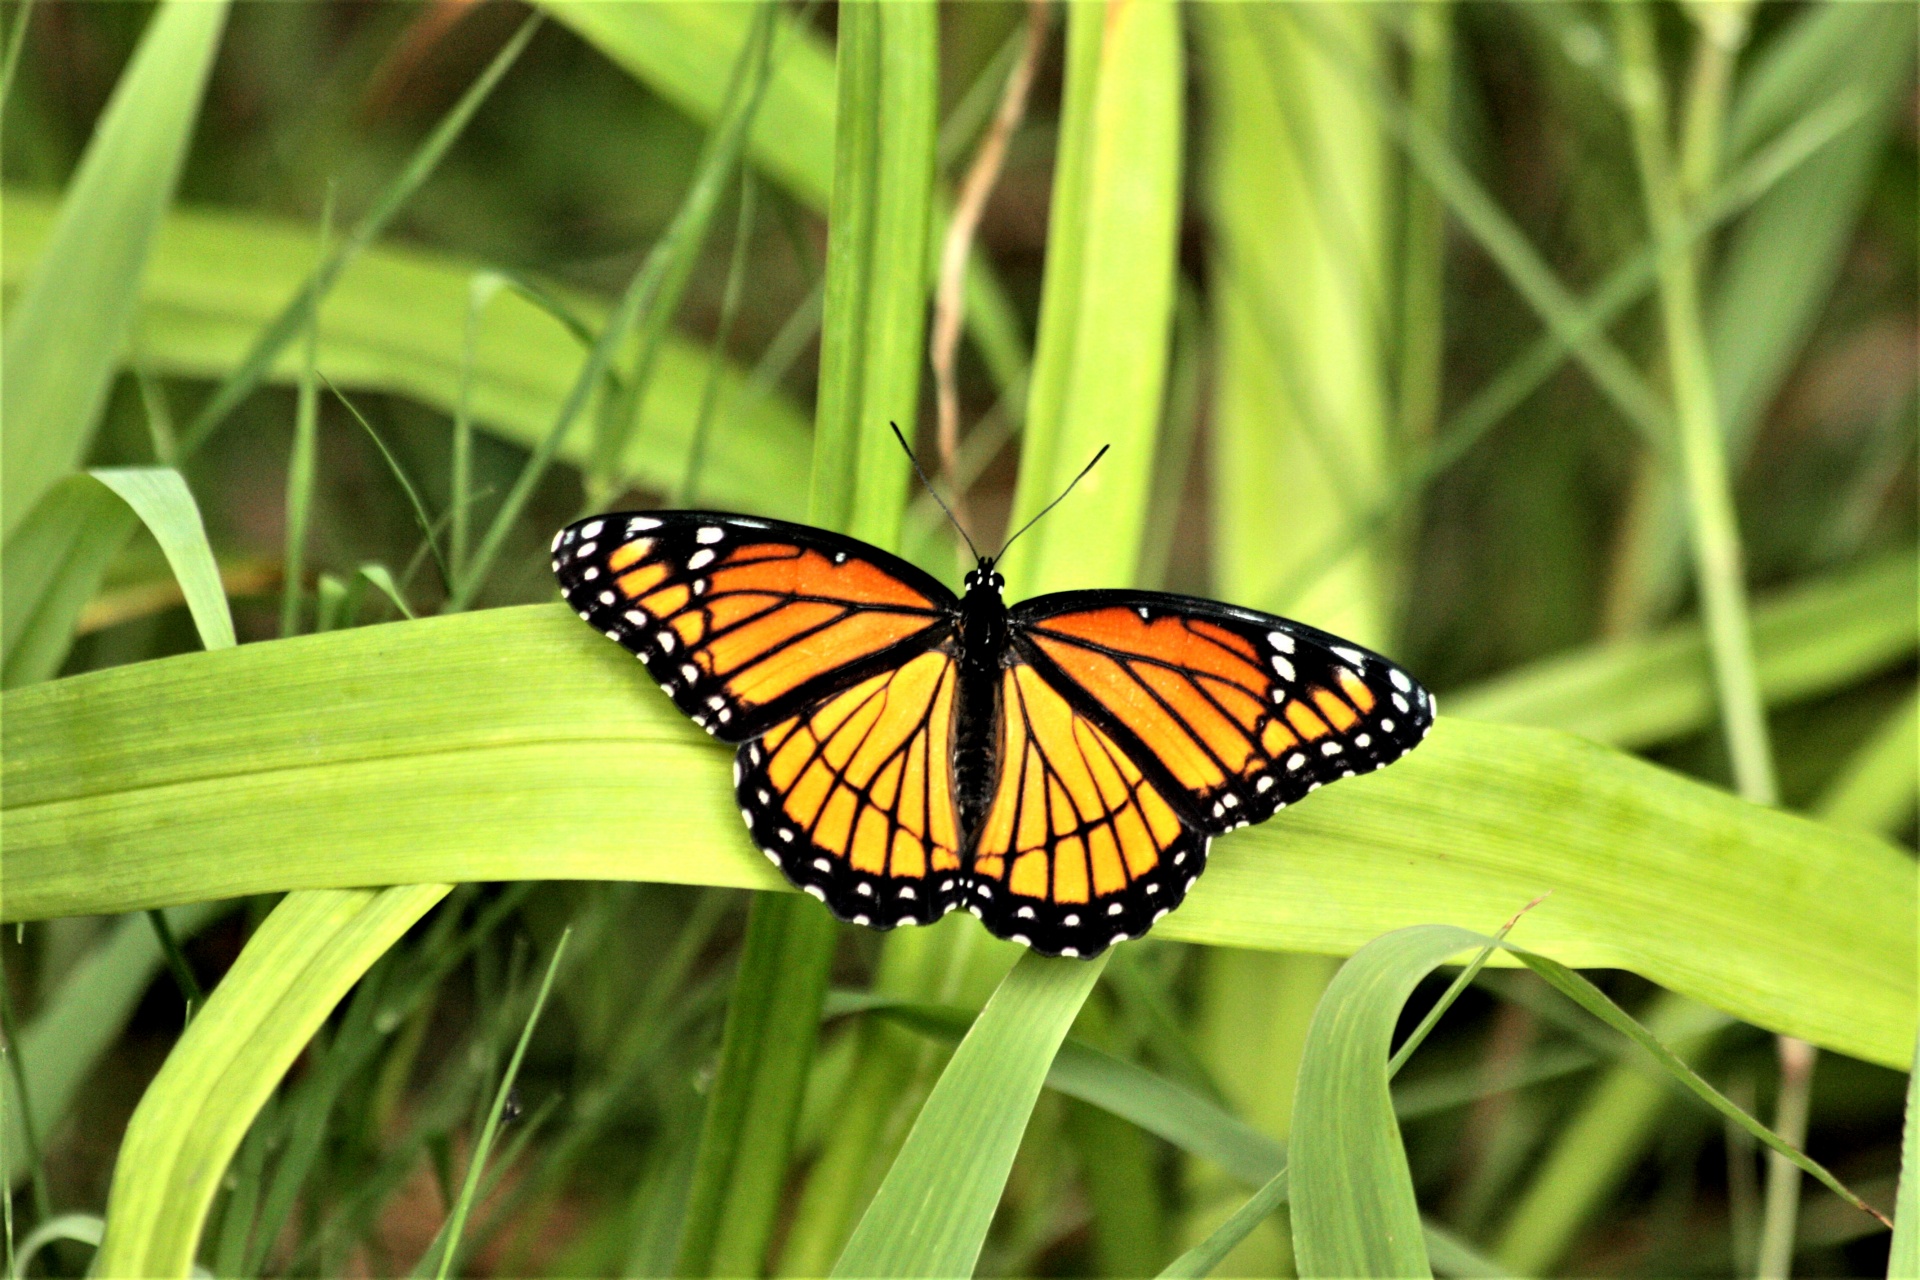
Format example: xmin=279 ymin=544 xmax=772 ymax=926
xmin=86 ymin=469 xmax=234 ymax=651
xmin=0 ymin=0 xmax=228 ymax=538
xmin=93 ymin=884 xmax=449 ymax=1277
xmin=0 ymin=193 xmax=814 ymax=517
xmin=2 ymin=604 xmax=1911 ymax=1068
xmin=1290 ymin=925 xmax=1482 ymax=1277
xmin=831 ymin=952 xmax=1107 ymax=1278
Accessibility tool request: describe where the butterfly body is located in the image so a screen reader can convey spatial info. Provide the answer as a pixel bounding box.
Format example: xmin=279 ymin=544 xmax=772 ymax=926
xmin=552 ymin=511 xmax=1433 ymax=957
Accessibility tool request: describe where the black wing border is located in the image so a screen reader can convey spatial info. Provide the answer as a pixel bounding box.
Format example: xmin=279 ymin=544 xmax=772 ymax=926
xmin=1006 ymin=588 xmax=1435 ymax=831
xmin=554 ymin=509 xmax=963 ymax=741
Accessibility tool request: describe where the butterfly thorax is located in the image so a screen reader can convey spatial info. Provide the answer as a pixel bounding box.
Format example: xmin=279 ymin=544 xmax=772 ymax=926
xmin=952 ymin=561 xmax=1009 ymax=845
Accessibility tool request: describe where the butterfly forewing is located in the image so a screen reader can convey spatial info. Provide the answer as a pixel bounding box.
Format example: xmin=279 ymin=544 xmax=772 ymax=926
xmin=552 ymin=512 xmax=957 ymax=742
xmin=967 ymin=660 xmax=1207 ymax=957
xmin=1009 ymin=591 xmax=1434 ymax=834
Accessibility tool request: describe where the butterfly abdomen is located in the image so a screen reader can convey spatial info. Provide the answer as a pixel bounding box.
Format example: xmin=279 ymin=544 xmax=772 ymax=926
xmin=951 ymin=572 xmax=1011 ymax=844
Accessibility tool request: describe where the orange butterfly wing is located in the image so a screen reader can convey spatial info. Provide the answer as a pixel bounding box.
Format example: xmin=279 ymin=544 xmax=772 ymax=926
xmin=1009 ymin=592 xmax=1434 ymax=833
xmin=965 ymin=658 xmax=1206 ymax=956
xmin=555 ymin=512 xmax=970 ymax=926
xmin=552 ymin=512 xmax=956 ymax=742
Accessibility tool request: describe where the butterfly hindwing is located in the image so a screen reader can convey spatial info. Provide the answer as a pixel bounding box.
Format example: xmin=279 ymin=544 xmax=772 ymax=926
xmin=1009 ymin=591 xmax=1434 ymax=834
xmin=735 ymin=648 xmax=968 ymax=927
xmin=552 ymin=512 xmax=957 ymax=742
xmin=966 ymin=660 xmax=1208 ymax=958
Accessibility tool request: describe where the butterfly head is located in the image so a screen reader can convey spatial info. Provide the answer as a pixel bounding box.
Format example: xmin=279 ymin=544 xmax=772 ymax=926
xmin=963 ymin=558 xmax=1005 ymax=596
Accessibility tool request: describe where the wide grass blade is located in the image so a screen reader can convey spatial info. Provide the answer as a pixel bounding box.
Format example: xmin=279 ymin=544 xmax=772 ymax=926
xmin=3 ymin=609 xmax=1912 ymax=1068
xmin=93 ymin=884 xmax=449 ymax=1277
xmin=0 ymin=194 xmax=814 ymax=515
xmin=0 ymin=0 xmax=228 ymax=539
xmin=996 ymin=0 xmax=1183 ymax=594
xmin=832 ymin=952 xmax=1107 ymax=1278
xmin=87 ymin=469 xmax=234 ymax=651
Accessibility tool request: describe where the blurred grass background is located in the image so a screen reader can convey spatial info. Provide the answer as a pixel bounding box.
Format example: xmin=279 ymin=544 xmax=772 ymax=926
xmin=1 ymin=1 xmax=1915 ymax=1275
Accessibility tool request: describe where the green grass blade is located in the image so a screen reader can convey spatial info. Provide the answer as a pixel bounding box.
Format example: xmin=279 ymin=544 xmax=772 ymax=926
xmin=0 ymin=480 xmax=136 ymax=688
xmin=538 ymin=0 xmax=835 ymax=209
xmin=585 ymin=3 xmax=778 ymax=496
xmin=0 ymin=0 xmax=228 ymax=539
xmin=280 ymin=190 xmax=332 ymax=637
xmin=0 ymin=193 xmax=814 ymax=515
xmin=3 ymin=612 xmax=1913 ymax=1066
xmin=538 ymin=0 xmax=1031 ymax=405
xmin=1196 ymin=2 xmax=1395 ymax=642
xmin=1289 ymin=924 xmax=1484 ymax=1278
xmin=674 ymin=899 xmax=836 ymax=1277
xmin=1512 ymin=944 xmax=1889 ymax=1227
xmin=1487 ymin=989 xmax=1720 ymax=1274
xmin=997 ymin=0 xmax=1183 ymax=594
xmin=176 ymin=14 xmax=540 ymax=456
xmin=832 ymin=952 xmax=1107 ymax=1278
xmin=807 ymin=0 xmax=936 ymax=546
xmin=86 ymin=468 xmax=235 ymax=652
xmin=1160 ymin=1169 xmax=1292 ymax=1280
xmin=93 ymin=884 xmax=448 ymax=1277
xmin=2 ymin=904 xmax=224 ymax=1191
xmin=1286 ymin=4 xmax=1670 ymax=453
xmin=430 ymin=926 xmax=568 ymax=1280
xmin=1814 ymin=696 xmax=1918 ymax=834
xmin=1892 ymin=1031 xmax=1920 ymax=1277
xmin=1447 ymin=550 xmax=1914 ymax=746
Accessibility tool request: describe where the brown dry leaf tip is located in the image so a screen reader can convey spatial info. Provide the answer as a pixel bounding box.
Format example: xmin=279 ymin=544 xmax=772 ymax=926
xmin=1500 ymin=891 xmax=1553 ymax=937
xmin=930 ymin=0 xmax=1051 ymax=514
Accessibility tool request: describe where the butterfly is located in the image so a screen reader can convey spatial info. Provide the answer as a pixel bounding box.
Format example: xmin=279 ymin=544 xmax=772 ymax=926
xmin=550 ymin=509 xmax=1433 ymax=958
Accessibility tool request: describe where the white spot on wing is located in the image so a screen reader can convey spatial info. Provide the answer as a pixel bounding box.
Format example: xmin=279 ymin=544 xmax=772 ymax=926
xmin=1267 ymin=630 xmax=1295 ymax=654
xmin=687 ymin=548 xmax=716 ymax=570
xmin=696 ymin=526 xmax=724 ymax=544
xmin=1270 ymin=655 xmax=1295 ymax=681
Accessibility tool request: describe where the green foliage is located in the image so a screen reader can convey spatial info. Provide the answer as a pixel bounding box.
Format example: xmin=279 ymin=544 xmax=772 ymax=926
xmin=2 ymin=2 xmax=1913 ymax=1275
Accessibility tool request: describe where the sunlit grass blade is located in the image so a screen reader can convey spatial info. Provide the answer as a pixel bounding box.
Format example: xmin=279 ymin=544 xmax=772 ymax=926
xmin=0 ymin=0 xmax=228 ymax=539
xmin=832 ymin=952 xmax=1107 ymax=1278
xmin=1512 ymin=944 xmax=1889 ymax=1227
xmin=997 ymin=0 xmax=1182 ymax=594
xmin=3 ymin=610 xmax=1913 ymax=1067
xmin=0 ymin=193 xmax=815 ymax=515
xmin=1892 ymin=1031 xmax=1919 ymax=1277
xmin=176 ymin=13 xmax=540 ymax=456
xmin=1813 ymin=696 xmax=1917 ymax=834
xmin=1447 ymin=549 xmax=1913 ymax=747
xmin=93 ymin=884 xmax=449 ymax=1277
xmin=86 ymin=468 xmax=235 ymax=651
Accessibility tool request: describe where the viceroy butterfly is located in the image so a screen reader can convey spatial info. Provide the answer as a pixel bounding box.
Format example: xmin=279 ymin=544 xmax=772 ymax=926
xmin=551 ymin=505 xmax=1432 ymax=958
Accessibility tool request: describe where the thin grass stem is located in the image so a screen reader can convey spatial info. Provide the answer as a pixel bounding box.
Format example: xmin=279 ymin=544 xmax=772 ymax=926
xmin=280 ymin=186 xmax=333 ymax=638
xmin=431 ymin=926 xmax=570 ymax=1280
xmin=143 ymin=909 xmax=204 ymax=1024
xmin=679 ymin=172 xmax=759 ymax=506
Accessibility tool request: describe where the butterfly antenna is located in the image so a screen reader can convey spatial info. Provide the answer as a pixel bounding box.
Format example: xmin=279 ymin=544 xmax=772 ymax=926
xmin=994 ymin=443 xmax=1110 ymax=561
xmin=890 ymin=422 xmax=983 ymax=561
